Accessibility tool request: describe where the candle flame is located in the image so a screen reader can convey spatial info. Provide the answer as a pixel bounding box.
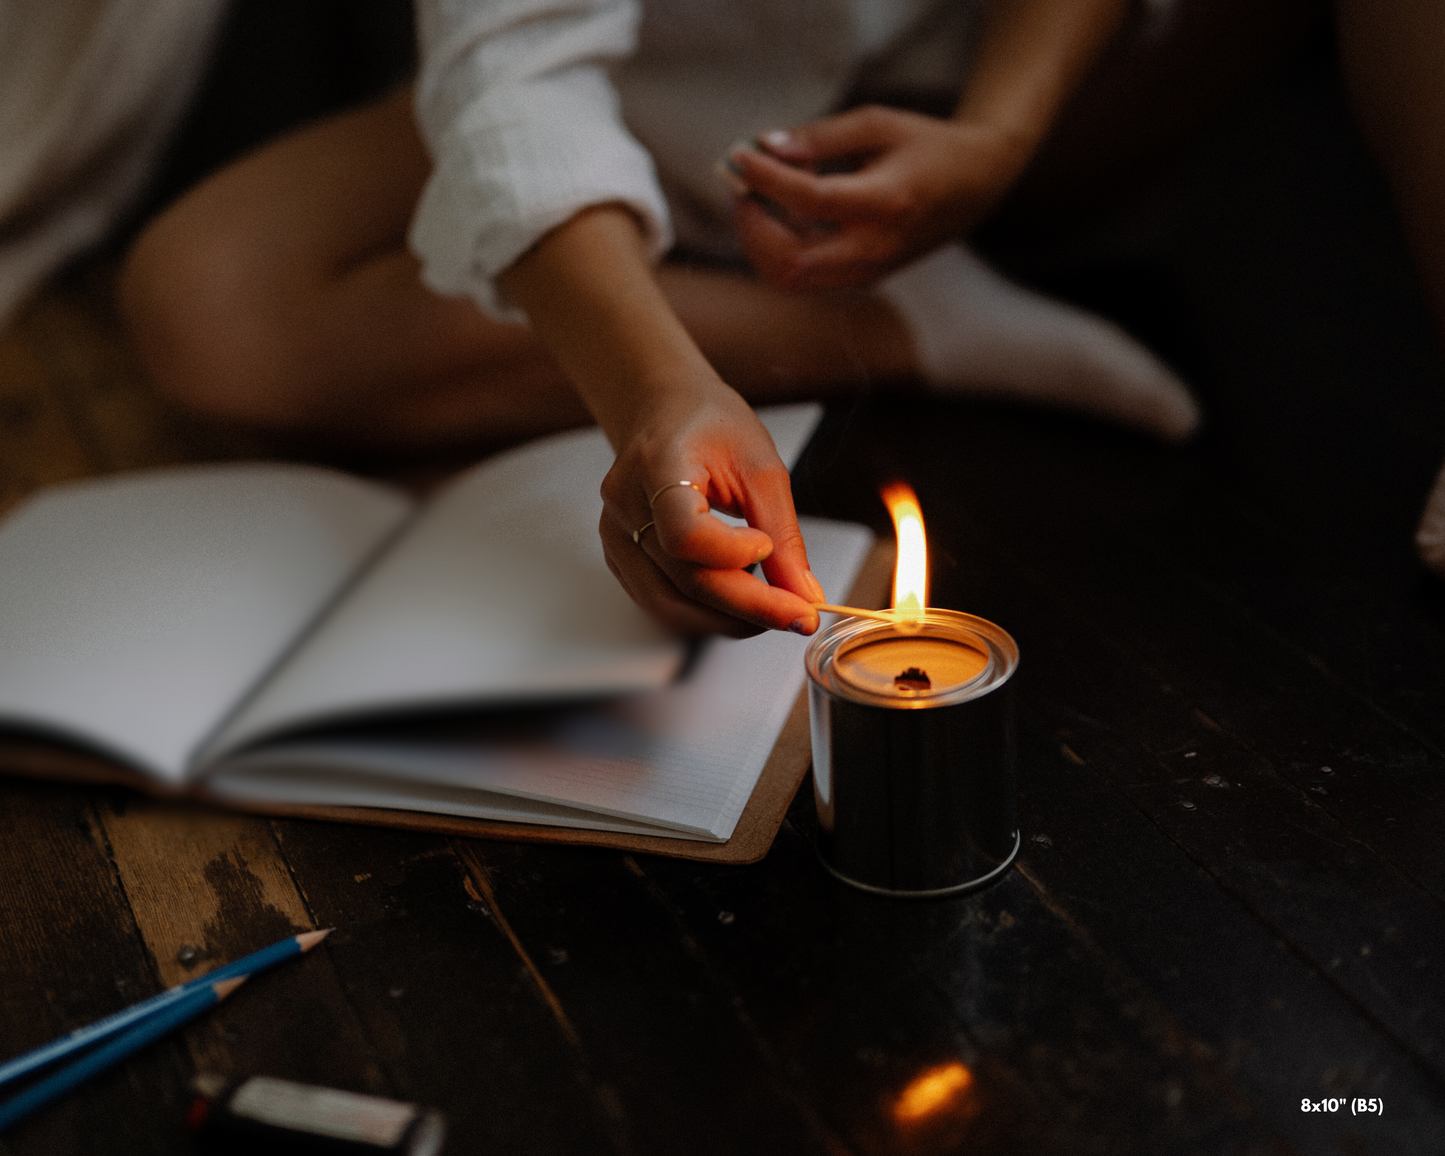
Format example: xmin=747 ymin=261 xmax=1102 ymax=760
xmin=881 ymin=482 xmax=927 ymax=623
xmin=893 ymin=1062 xmax=973 ymax=1124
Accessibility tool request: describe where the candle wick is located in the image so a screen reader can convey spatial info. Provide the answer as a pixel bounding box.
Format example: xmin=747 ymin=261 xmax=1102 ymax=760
xmin=894 ymin=667 xmax=931 ymax=692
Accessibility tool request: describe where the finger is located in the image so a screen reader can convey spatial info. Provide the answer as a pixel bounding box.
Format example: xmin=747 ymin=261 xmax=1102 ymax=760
xmin=759 ymin=106 xmax=902 ymax=164
xmin=732 ymin=149 xmax=911 ymax=225
xmin=632 ymin=503 xmax=814 ymax=633
xmin=734 ymin=468 xmax=825 ymax=634
xmin=601 ymin=515 xmax=761 ymax=638
xmin=603 ymin=479 xmax=772 ymax=572
xmin=662 ymin=558 xmax=817 ymax=634
xmin=735 ymin=201 xmax=891 ymax=290
xmin=650 ymin=481 xmax=773 ymax=570
xmin=623 ymin=486 xmax=817 ymax=633
xmin=733 ymin=198 xmax=818 ymax=287
xmin=729 ymin=150 xmax=851 ymax=221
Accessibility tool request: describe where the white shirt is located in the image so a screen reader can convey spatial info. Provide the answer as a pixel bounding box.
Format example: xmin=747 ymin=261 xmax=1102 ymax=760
xmin=0 ymin=0 xmax=227 ymax=328
xmin=409 ymin=0 xmax=981 ymax=321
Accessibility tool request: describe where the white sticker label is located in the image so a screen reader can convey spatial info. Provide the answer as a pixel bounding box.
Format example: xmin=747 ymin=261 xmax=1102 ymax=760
xmin=231 ymin=1077 xmax=417 ymax=1146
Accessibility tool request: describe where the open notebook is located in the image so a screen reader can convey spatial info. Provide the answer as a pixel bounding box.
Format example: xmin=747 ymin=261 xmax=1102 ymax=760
xmin=0 ymin=405 xmax=877 ymax=861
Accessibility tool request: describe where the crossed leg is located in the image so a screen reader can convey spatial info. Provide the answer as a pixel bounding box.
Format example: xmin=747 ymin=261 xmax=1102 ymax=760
xmin=1333 ymin=0 xmax=1445 ymax=570
xmin=121 ymin=2 xmax=1445 ymax=477
xmin=119 ymin=87 xmax=913 ymax=454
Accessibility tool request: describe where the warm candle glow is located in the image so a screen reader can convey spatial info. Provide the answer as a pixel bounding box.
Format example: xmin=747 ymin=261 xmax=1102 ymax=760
xmin=881 ymin=482 xmax=927 ymax=621
xmin=893 ymin=1061 xmax=973 ymax=1123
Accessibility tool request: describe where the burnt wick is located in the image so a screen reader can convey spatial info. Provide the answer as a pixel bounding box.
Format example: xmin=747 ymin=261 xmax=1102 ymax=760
xmin=894 ymin=667 xmax=931 ymax=692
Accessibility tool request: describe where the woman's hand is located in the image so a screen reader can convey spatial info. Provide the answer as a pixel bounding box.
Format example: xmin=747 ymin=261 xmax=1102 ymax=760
xmin=498 ymin=204 xmax=823 ymax=637
xmin=598 ymin=383 xmax=824 ymax=638
xmin=727 ymin=105 xmax=1031 ymax=291
xmin=726 ymin=0 xmax=1135 ymax=290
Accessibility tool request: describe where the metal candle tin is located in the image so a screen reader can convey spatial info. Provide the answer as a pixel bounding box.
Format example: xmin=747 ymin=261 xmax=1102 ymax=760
xmin=805 ymin=609 xmax=1019 ymax=897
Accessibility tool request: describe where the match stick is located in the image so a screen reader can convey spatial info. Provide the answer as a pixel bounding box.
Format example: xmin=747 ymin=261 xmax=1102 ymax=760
xmin=814 ymin=603 xmax=898 ymax=623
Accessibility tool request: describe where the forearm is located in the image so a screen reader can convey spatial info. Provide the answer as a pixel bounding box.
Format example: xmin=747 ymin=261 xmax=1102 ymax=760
xmin=496 ymin=204 xmax=728 ymax=449
xmin=496 ymin=203 xmax=819 ymax=635
xmin=955 ymin=0 xmax=1131 ymax=172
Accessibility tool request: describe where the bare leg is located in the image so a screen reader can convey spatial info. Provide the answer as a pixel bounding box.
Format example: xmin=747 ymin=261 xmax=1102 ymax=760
xmin=120 ymin=5 xmax=1343 ymax=456
xmin=1333 ymin=0 xmax=1445 ymax=570
xmin=987 ymin=0 xmax=1322 ymax=245
xmin=119 ymin=89 xmax=909 ymax=453
xmin=1336 ymin=0 xmax=1445 ymax=347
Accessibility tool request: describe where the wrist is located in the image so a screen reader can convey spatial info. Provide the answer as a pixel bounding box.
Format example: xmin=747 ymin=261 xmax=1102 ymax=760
xmin=950 ymin=0 xmax=1131 ymax=175
xmin=499 ymin=205 xmax=733 ymax=446
xmin=599 ymin=347 xmax=735 ymax=447
xmin=934 ymin=117 xmax=1037 ymax=219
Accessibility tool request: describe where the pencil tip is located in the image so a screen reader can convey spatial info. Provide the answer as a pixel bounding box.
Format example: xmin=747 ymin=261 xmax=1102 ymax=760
xmin=213 ymin=976 xmax=247 ymax=999
xmin=295 ymin=928 xmax=333 ymax=952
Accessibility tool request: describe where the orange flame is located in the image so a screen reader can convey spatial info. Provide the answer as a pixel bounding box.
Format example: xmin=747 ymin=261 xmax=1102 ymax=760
xmin=881 ymin=482 xmax=927 ymax=621
xmin=893 ymin=1061 xmax=973 ymax=1124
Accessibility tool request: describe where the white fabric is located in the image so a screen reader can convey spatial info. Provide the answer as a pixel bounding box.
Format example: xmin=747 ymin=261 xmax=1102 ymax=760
xmin=1415 ymin=463 xmax=1445 ymax=576
xmin=0 ymin=0 xmax=973 ymax=328
xmin=0 ymin=0 xmax=228 ymax=328
xmin=409 ymin=0 xmax=974 ymax=321
xmin=878 ymin=244 xmax=1201 ymax=440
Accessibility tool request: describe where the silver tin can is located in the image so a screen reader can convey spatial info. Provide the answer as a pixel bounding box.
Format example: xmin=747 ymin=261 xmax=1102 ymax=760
xmin=805 ymin=610 xmax=1019 ymax=897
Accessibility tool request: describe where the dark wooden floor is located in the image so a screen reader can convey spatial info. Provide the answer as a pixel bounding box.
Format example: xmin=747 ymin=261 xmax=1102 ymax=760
xmin=3 ymin=40 xmax=1445 ymax=1156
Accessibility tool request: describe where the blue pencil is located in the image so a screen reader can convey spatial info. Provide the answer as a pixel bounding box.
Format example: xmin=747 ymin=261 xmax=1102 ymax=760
xmin=0 ymin=978 xmax=245 ymax=1132
xmin=0 ymin=928 xmax=330 ymax=1093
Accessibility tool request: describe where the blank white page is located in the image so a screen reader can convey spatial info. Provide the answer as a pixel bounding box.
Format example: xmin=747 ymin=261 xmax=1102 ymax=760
xmin=0 ymin=465 xmax=412 ymax=781
xmin=204 ymin=515 xmax=875 ymax=840
xmin=205 ymin=404 xmax=824 ymax=757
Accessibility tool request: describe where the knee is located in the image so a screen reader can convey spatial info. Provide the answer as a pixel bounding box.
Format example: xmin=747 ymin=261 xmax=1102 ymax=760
xmin=119 ymin=198 xmax=321 ymax=430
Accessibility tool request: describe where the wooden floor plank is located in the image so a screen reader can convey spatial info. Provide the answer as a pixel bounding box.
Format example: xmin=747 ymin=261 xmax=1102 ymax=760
xmin=639 ymin=792 xmax=1285 ymax=1156
xmin=96 ymin=797 xmax=385 ymax=1093
xmin=1006 ymin=717 xmax=1445 ymax=1155
xmin=949 ymin=418 xmax=1445 ymax=906
xmin=453 ymin=839 xmax=849 ymax=1156
xmin=269 ymin=820 xmax=626 ymax=1156
xmin=977 ymin=555 xmax=1445 ymax=1082
xmin=0 ymin=782 xmax=190 ymax=1155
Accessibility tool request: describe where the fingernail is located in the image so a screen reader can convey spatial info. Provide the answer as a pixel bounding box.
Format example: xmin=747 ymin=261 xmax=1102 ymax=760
xmin=714 ymin=160 xmax=749 ymax=197
xmin=726 ymin=137 xmax=756 ymax=163
xmin=787 ymin=618 xmax=811 ymax=635
xmin=805 ymin=570 xmax=826 ymax=603
xmin=754 ymin=544 xmax=772 ymax=564
xmin=760 ymin=130 xmax=792 ymax=151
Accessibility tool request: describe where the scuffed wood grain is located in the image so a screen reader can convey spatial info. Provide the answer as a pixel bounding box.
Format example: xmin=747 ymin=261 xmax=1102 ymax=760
xmin=0 ymin=782 xmax=192 ymax=1153
xmin=97 ymin=797 xmax=385 ymax=1092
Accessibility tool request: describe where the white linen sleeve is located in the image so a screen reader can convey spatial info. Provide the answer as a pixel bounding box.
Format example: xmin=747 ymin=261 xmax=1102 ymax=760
xmin=410 ymin=0 xmax=674 ymax=323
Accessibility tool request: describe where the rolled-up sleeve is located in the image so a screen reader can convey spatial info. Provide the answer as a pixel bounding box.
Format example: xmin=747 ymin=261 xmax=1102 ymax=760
xmin=410 ymin=0 xmax=673 ymax=322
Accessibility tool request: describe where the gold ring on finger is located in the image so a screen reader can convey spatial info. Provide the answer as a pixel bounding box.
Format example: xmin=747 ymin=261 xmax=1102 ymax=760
xmin=649 ymin=480 xmax=703 ymax=509
xmin=632 ymin=520 xmax=656 ymax=545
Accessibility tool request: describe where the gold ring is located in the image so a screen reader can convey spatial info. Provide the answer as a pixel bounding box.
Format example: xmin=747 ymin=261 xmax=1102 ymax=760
xmin=649 ymin=480 xmax=703 ymax=509
xmin=632 ymin=520 xmax=656 ymax=545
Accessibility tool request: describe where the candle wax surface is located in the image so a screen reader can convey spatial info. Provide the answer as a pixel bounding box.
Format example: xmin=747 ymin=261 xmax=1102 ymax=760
xmin=834 ymin=636 xmax=989 ymax=698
